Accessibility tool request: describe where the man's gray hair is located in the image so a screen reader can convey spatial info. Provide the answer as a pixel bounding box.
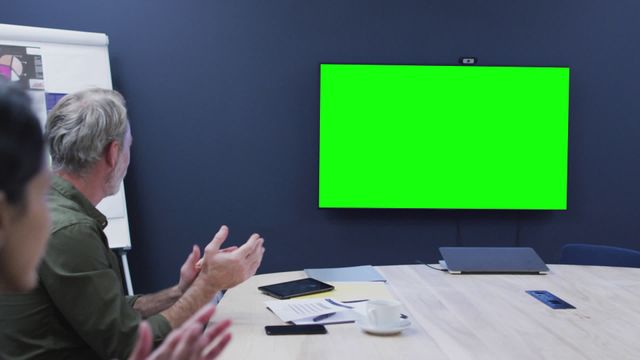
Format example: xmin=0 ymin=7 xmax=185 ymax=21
xmin=45 ymin=88 xmax=129 ymax=175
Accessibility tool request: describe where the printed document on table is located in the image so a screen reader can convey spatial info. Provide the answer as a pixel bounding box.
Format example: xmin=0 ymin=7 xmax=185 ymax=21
xmin=291 ymin=301 xmax=368 ymax=325
xmin=265 ymin=298 xmax=361 ymax=323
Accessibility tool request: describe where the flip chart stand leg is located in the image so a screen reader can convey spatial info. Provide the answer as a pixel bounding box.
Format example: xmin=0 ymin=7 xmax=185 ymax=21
xmin=119 ymin=249 xmax=134 ymax=296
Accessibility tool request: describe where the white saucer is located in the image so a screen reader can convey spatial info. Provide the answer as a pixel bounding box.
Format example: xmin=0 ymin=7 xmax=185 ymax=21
xmin=356 ymin=318 xmax=411 ymax=335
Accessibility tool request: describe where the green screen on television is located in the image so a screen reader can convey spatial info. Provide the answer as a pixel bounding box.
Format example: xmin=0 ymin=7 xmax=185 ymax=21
xmin=319 ymin=64 xmax=569 ymax=210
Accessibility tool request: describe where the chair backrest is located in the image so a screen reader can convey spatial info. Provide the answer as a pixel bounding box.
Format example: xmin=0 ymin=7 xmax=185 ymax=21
xmin=560 ymin=243 xmax=640 ymax=268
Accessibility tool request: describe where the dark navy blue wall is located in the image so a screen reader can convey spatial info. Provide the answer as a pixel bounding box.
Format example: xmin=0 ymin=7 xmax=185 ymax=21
xmin=4 ymin=1 xmax=640 ymax=293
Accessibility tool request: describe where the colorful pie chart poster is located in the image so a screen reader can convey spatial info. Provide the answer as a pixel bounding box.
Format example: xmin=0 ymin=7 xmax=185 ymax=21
xmin=0 ymin=44 xmax=44 ymax=90
xmin=0 ymin=44 xmax=47 ymax=126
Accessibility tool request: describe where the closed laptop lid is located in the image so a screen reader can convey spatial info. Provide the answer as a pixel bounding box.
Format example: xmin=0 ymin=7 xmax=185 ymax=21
xmin=439 ymin=247 xmax=550 ymax=274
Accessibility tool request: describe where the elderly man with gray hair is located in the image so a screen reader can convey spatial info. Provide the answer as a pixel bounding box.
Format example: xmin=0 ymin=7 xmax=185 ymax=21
xmin=0 ymin=88 xmax=265 ymax=360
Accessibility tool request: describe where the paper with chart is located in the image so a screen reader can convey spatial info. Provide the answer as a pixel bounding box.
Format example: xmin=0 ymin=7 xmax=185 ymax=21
xmin=0 ymin=44 xmax=47 ymax=127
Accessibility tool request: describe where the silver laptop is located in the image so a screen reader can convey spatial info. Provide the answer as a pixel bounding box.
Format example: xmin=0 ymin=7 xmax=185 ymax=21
xmin=439 ymin=247 xmax=549 ymax=274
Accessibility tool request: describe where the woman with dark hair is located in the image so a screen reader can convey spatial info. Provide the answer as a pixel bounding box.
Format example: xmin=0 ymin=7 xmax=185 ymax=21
xmin=0 ymin=79 xmax=50 ymax=293
xmin=0 ymin=79 xmax=230 ymax=359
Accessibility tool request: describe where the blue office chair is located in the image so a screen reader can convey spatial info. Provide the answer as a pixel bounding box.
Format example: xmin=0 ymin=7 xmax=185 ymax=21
xmin=560 ymin=243 xmax=640 ymax=268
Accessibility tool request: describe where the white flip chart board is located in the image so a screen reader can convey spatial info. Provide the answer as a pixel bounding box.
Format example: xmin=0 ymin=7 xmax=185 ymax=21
xmin=0 ymin=23 xmax=132 ymax=249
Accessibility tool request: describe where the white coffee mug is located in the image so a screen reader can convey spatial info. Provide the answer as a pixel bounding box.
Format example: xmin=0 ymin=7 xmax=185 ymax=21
xmin=366 ymin=299 xmax=403 ymax=327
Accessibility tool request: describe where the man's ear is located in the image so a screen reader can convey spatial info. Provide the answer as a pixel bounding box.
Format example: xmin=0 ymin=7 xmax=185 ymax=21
xmin=103 ymin=141 xmax=121 ymax=170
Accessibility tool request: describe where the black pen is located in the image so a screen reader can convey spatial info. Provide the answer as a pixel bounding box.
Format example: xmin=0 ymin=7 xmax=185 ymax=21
xmin=312 ymin=312 xmax=336 ymax=322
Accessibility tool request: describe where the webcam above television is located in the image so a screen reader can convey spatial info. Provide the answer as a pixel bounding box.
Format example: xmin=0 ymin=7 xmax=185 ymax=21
xmin=319 ymin=64 xmax=570 ymax=210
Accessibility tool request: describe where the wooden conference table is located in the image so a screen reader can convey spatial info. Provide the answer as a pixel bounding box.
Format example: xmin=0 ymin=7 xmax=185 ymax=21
xmin=214 ymin=265 xmax=640 ymax=360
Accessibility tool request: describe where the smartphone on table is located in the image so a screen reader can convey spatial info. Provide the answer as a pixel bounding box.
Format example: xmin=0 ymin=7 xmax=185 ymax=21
xmin=265 ymin=324 xmax=328 ymax=335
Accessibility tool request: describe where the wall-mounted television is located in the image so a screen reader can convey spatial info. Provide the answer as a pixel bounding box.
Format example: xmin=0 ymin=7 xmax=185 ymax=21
xmin=319 ymin=64 xmax=570 ymax=210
